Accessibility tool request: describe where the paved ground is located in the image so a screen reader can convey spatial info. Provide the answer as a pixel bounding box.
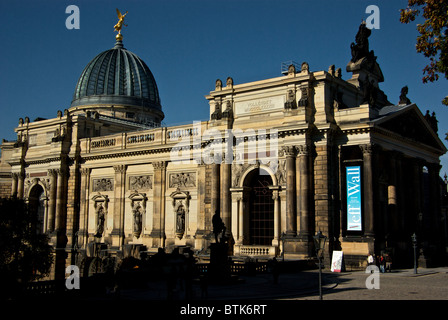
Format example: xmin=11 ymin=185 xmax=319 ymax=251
xmin=116 ymin=267 xmax=448 ymax=301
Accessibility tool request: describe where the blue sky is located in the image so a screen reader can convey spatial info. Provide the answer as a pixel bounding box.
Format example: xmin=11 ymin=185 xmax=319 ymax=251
xmin=1 ymin=0 xmax=447 ymax=176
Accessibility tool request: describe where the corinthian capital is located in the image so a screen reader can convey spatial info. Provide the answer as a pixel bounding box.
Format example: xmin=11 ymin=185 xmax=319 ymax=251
xmin=113 ymin=165 xmax=127 ymax=173
xmin=282 ymin=146 xmax=297 ymax=157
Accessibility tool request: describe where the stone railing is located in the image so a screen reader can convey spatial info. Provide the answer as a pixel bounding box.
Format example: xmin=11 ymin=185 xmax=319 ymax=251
xmin=239 ymin=245 xmax=274 ymax=256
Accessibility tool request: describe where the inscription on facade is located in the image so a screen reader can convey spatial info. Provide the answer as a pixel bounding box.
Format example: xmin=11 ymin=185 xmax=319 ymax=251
xmin=91 ymin=138 xmax=116 ymax=149
xmin=235 ymin=96 xmax=284 ymax=116
xmin=167 ymin=127 xmax=200 ymax=140
xmin=127 ymin=133 xmax=154 ymax=144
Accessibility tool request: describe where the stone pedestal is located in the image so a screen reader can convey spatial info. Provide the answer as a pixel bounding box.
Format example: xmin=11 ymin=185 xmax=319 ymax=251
xmin=208 ymin=243 xmax=231 ymax=283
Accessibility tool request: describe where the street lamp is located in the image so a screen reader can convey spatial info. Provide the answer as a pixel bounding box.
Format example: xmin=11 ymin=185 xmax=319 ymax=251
xmin=412 ymin=233 xmax=418 ymax=274
xmin=313 ymin=231 xmax=327 ymax=300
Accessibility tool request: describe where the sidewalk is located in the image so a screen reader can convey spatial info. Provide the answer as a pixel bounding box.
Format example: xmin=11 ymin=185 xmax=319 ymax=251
xmin=116 ymin=267 xmax=448 ymax=300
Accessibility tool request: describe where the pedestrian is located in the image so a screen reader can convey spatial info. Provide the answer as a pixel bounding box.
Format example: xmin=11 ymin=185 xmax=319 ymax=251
xmin=379 ymin=255 xmax=385 ymax=273
xmin=385 ymin=254 xmax=392 ymax=272
xmin=367 ymin=253 xmax=374 ymax=272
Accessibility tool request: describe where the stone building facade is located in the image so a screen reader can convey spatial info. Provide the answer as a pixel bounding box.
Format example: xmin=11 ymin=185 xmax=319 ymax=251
xmin=0 ymin=23 xmax=446 ymax=279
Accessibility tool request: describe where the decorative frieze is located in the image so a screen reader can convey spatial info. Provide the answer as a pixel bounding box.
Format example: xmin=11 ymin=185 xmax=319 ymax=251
xmin=169 ymin=172 xmax=196 ymax=188
xmin=92 ymin=178 xmax=113 ymax=192
xmin=129 ymin=175 xmax=153 ymax=190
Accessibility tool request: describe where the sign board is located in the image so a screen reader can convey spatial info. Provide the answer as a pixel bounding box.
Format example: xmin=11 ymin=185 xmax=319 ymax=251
xmin=346 ymin=166 xmax=362 ymax=231
xmin=331 ymin=251 xmax=343 ymax=272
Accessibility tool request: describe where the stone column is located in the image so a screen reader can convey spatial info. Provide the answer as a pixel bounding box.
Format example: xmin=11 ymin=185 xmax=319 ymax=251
xmin=78 ymin=168 xmax=91 ymax=248
xmin=221 ymin=163 xmax=231 ymax=235
xmin=283 ymin=146 xmax=297 ymax=237
xmin=17 ymin=170 xmax=25 ymax=199
xmin=47 ymin=169 xmax=58 ymax=233
xmin=360 ymin=144 xmax=374 ymax=237
xmin=11 ymin=173 xmax=18 ymax=197
xmin=194 ymin=162 xmax=207 ymax=244
xmin=211 ymin=163 xmax=220 ymax=217
xmin=270 ymin=186 xmax=281 ymax=248
xmin=54 ymin=168 xmax=66 ymax=234
xmin=112 ymin=165 xmax=126 ymax=248
xmin=151 ymin=161 xmax=167 ymax=247
xmin=297 ymin=144 xmax=311 ymax=239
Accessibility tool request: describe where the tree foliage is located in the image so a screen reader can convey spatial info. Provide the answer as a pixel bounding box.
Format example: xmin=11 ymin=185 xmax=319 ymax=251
xmin=400 ymin=0 xmax=448 ymax=105
xmin=0 ymin=197 xmax=53 ymax=298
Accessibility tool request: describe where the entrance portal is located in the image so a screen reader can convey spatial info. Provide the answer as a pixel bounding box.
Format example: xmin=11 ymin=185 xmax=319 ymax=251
xmin=247 ymin=169 xmax=274 ymax=246
xmin=28 ymin=184 xmax=46 ymax=234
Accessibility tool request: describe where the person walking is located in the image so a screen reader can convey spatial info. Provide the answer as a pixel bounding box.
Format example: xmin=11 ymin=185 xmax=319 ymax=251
xmin=379 ymin=255 xmax=385 ymax=273
xmin=385 ymin=254 xmax=392 ymax=272
xmin=367 ymin=254 xmax=375 ymax=272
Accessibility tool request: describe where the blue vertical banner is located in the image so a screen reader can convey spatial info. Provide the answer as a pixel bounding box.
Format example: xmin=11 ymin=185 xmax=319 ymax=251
xmin=346 ymin=166 xmax=362 ymax=231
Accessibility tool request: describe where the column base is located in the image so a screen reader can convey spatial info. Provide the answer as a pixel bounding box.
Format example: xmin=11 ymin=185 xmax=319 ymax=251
xmin=283 ymin=236 xmax=313 ymax=257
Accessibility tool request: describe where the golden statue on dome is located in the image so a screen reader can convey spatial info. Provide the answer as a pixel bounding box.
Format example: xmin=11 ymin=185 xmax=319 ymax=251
xmin=114 ymin=8 xmax=128 ymax=40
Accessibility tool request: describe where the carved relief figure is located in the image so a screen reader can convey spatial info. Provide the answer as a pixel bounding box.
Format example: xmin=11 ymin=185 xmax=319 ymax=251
xmin=274 ymin=159 xmax=286 ymax=185
xmin=169 ymin=172 xmax=196 ymax=188
xmin=93 ymin=178 xmax=113 ymax=192
xmin=129 ymin=175 xmax=152 ymax=190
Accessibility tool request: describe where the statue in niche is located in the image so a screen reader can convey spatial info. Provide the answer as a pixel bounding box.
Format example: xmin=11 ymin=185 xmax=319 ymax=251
xmin=95 ymin=204 xmax=105 ymax=238
xmin=133 ymin=202 xmax=143 ymax=238
xmin=176 ymin=203 xmax=185 ymax=239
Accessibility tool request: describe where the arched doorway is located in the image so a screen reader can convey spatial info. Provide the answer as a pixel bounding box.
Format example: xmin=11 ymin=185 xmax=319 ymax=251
xmin=28 ymin=184 xmax=46 ymax=234
xmin=246 ymin=169 xmax=274 ymax=246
